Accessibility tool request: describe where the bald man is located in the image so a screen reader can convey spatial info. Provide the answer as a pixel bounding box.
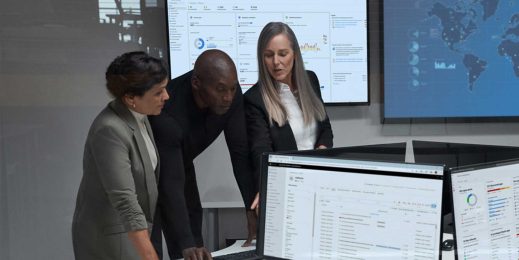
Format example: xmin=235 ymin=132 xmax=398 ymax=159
xmin=149 ymin=50 xmax=257 ymax=259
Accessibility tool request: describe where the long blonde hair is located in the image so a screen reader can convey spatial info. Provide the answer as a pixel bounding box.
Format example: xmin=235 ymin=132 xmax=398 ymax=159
xmin=257 ymin=22 xmax=326 ymax=126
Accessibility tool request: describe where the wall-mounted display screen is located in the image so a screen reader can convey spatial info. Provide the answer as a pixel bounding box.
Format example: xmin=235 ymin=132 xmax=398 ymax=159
xmin=383 ymin=0 xmax=519 ymax=118
xmin=166 ymin=0 xmax=369 ymax=104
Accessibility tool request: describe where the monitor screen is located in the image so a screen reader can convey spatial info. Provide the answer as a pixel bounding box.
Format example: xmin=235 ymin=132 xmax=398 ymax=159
xmin=383 ymin=1 xmax=519 ymax=118
xmin=450 ymin=161 xmax=519 ymax=259
xmin=259 ymin=154 xmax=444 ymax=259
xmin=165 ymin=0 xmax=369 ymax=104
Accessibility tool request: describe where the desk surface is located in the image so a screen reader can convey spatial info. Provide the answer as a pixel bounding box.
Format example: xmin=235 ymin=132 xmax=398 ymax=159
xmin=212 ymin=234 xmax=455 ymax=259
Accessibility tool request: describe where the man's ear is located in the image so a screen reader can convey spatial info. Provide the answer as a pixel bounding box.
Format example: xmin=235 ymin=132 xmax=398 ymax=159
xmin=191 ymin=75 xmax=201 ymax=92
xmin=191 ymin=75 xmax=208 ymax=109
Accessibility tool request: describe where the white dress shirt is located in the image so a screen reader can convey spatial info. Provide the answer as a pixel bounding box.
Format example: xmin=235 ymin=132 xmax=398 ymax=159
xmin=130 ymin=109 xmax=158 ymax=170
xmin=279 ymin=83 xmax=317 ymax=150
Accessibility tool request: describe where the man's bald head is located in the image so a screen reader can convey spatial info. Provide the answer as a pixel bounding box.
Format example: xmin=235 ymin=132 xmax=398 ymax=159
xmin=191 ymin=50 xmax=239 ymax=115
xmin=193 ymin=49 xmax=237 ymax=84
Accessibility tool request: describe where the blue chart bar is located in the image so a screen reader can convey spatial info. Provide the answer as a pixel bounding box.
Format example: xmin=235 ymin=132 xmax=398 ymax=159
xmin=488 ymin=197 xmax=507 ymax=218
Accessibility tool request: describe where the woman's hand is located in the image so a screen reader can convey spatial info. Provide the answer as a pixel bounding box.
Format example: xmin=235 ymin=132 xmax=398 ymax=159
xmin=128 ymin=229 xmax=159 ymax=260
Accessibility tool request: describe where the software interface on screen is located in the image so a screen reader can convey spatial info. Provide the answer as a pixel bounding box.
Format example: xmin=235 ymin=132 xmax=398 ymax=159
xmin=383 ymin=1 xmax=519 ymax=118
xmin=166 ymin=0 xmax=368 ymax=103
xmin=263 ymin=155 xmax=444 ymax=259
xmin=451 ymin=162 xmax=519 ymax=259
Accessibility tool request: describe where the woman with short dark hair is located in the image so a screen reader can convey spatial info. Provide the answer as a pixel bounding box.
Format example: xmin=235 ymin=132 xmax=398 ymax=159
xmin=72 ymin=51 xmax=169 ymax=260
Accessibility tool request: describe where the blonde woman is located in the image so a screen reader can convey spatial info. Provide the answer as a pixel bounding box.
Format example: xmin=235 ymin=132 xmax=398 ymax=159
xmin=245 ymin=21 xmax=334 ymax=192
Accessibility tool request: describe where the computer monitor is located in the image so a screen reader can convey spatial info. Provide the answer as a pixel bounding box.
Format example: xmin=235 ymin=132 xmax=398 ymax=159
xmin=450 ymin=159 xmax=519 ymax=259
xmin=257 ymin=153 xmax=445 ymax=259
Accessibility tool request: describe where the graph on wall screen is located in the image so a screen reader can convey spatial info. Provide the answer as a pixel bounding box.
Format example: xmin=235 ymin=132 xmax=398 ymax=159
xmin=166 ymin=0 xmax=369 ymax=104
xmin=384 ymin=0 xmax=519 ymax=118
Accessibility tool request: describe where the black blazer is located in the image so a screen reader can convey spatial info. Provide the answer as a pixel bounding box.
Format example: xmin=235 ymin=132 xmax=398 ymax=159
xmin=244 ymin=70 xmax=333 ymax=182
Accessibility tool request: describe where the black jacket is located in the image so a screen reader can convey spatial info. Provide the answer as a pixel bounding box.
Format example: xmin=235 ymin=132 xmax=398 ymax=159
xmin=149 ymin=70 xmax=255 ymax=258
xmin=244 ymin=70 xmax=334 ymax=183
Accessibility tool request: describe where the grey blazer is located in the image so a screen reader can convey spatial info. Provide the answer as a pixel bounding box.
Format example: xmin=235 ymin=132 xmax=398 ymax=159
xmin=72 ymin=99 xmax=159 ymax=260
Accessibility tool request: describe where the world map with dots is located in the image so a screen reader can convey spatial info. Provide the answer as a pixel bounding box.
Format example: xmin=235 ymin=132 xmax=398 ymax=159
xmin=384 ymin=0 xmax=519 ymax=118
